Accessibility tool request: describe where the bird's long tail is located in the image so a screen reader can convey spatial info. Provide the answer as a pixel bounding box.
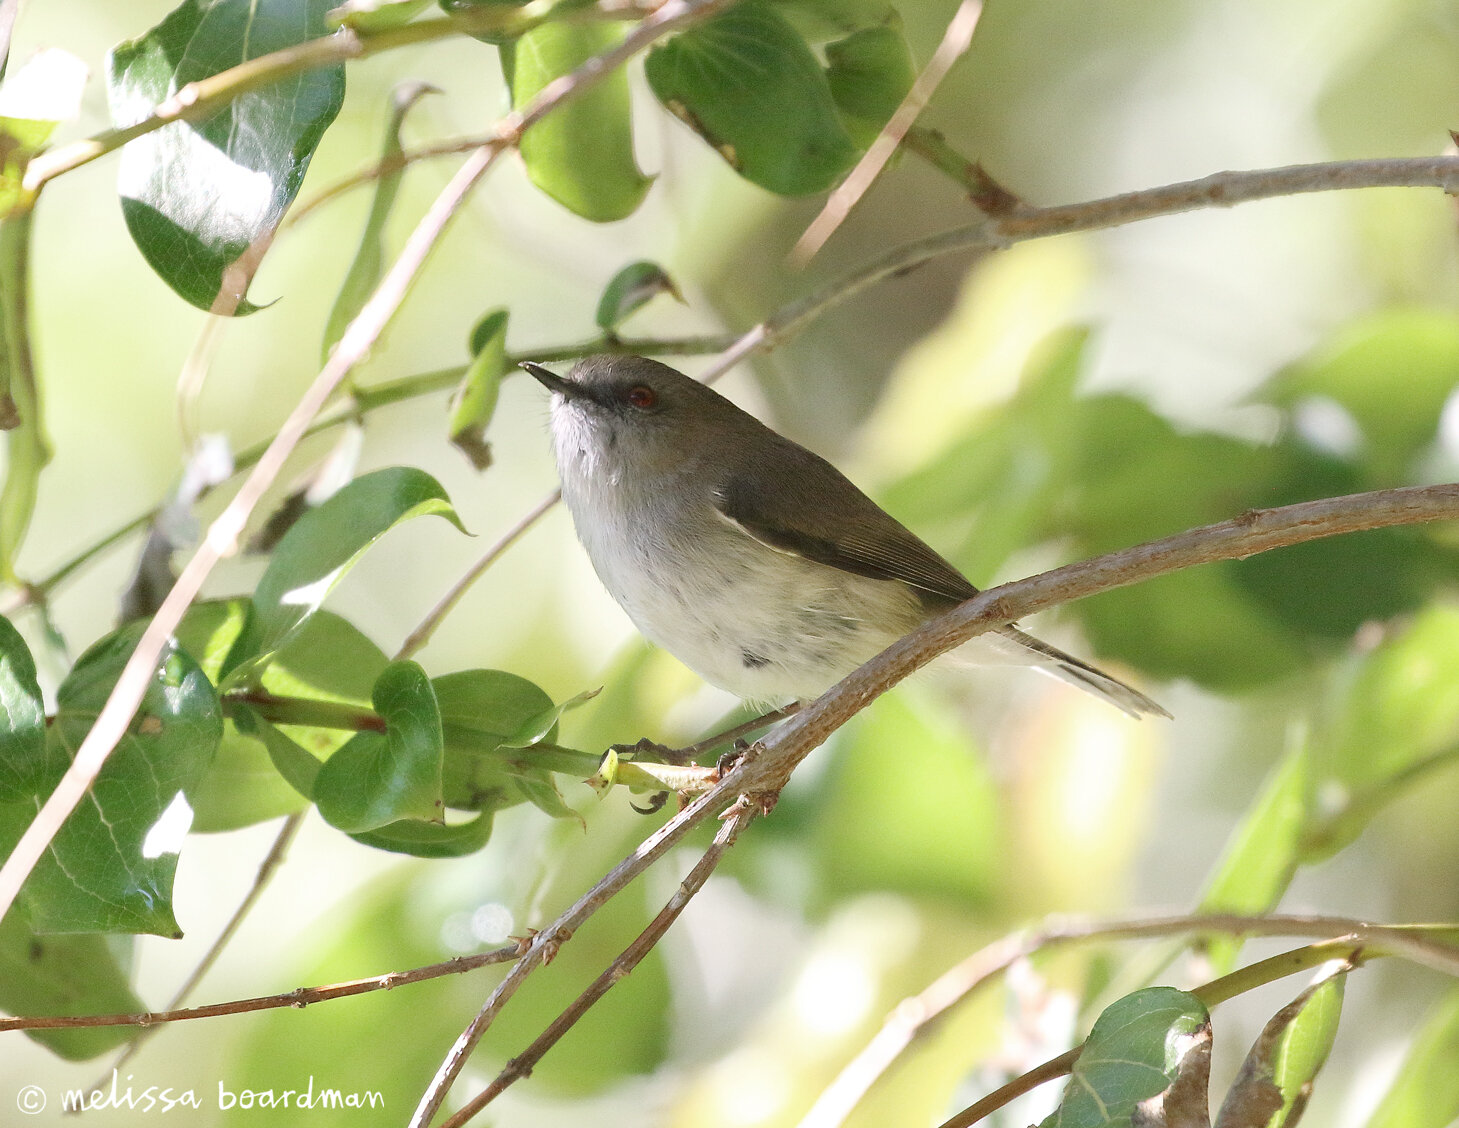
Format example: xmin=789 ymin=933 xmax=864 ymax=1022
xmin=994 ymin=626 xmax=1171 ymax=719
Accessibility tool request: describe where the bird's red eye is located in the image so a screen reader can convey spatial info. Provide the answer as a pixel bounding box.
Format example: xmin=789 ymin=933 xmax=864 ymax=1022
xmin=626 ymin=385 xmax=657 ymax=410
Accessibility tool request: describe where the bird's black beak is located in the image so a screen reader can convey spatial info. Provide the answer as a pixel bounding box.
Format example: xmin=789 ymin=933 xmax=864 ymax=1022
xmin=521 ymin=361 xmax=580 ymax=400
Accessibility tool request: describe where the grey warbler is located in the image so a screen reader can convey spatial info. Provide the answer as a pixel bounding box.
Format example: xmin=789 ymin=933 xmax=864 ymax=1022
xmin=525 ymin=355 xmax=1167 ymax=719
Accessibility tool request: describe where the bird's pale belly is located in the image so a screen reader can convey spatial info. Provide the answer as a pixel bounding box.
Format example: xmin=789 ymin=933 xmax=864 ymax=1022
xmin=573 ymin=498 xmax=925 ymax=702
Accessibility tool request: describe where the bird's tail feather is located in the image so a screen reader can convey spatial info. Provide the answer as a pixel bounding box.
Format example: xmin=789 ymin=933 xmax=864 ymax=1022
xmin=994 ymin=626 xmax=1170 ymax=720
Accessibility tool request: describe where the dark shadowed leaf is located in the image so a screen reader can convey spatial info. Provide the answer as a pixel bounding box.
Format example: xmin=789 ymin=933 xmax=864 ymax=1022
xmin=1040 ymin=987 xmax=1210 ymax=1128
xmin=645 ymin=1 xmax=860 ymax=196
xmin=824 ymin=19 xmax=916 ymax=147
xmin=314 ymin=660 xmax=444 ymax=832
xmin=594 ymin=261 xmax=681 ymax=333
xmin=106 ymin=0 xmax=346 ymax=311
xmin=2 ymin=624 xmax=223 ymax=935
xmin=504 ymin=19 xmax=650 ymax=220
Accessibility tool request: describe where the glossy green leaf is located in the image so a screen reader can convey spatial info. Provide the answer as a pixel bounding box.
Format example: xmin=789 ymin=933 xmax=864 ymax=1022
xmin=321 ymin=81 xmax=436 ymax=361
xmin=224 ymin=467 xmax=464 ymax=683
xmin=825 ymin=20 xmax=916 ymax=147
xmin=1198 ymin=746 xmax=1308 ymax=973
xmin=500 ymin=687 xmax=597 ymax=749
xmin=106 ymin=0 xmax=346 ymax=311
xmin=0 ymin=910 xmax=146 ymax=1060
xmin=449 ymin=309 xmax=508 ymax=470
xmin=3 ymin=624 xmax=223 ymax=935
xmin=438 ymin=0 xmax=530 ymax=45
xmin=1364 ymin=988 xmax=1459 ymax=1128
xmin=314 ymin=661 xmax=444 ymax=832
xmin=0 ymin=210 xmax=50 ymax=581
xmin=594 ymin=261 xmax=682 ymax=333
xmin=0 ymin=612 xmax=44 ymax=800
xmin=1040 ymin=987 xmax=1210 ymax=1127
xmin=505 ymin=20 xmax=650 ymax=220
xmin=645 ymin=1 xmax=860 ymax=196
xmin=243 ymin=713 xmax=323 ymax=798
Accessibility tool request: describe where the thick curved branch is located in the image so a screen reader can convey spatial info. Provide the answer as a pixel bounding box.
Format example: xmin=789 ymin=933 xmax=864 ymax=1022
xmin=415 ymin=482 xmax=1459 ymax=1124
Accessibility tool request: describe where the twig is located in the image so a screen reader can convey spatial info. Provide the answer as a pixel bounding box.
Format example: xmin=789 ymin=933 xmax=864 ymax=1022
xmin=439 ymin=805 xmax=756 ymax=1126
xmin=394 ymin=489 xmax=562 ymax=660
xmin=81 ymin=812 xmax=304 ymax=1089
xmin=797 ymin=913 xmax=1459 ymax=1128
xmin=0 ymin=0 xmax=673 ymax=924
xmin=411 ymin=482 xmax=1459 ymax=1124
xmin=790 ymin=0 xmax=984 ymax=264
xmin=0 ymin=942 xmax=518 ymax=1031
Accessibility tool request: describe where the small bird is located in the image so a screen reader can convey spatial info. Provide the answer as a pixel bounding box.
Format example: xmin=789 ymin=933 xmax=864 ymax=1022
xmin=525 ymin=355 xmax=1167 ymax=719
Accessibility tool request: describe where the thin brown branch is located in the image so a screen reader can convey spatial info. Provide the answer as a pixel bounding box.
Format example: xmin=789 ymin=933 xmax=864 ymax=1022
xmin=0 ymin=943 xmax=518 ymax=1032
xmin=439 ymin=806 xmax=756 ymax=1127
xmin=412 ymin=482 xmax=1459 ymax=1125
xmin=790 ymin=0 xmax=984 ymax=264
xmin=798 ymin=913 xmax=1459 ymax=1128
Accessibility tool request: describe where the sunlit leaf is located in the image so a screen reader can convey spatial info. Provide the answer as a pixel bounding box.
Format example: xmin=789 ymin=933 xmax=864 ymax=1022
xmin=1 ymin=624 xmax=223 ymax=935
xmin=223 ymin=467 xmax=465 ymax=683
xmin=1040 ymin=987 xmax=1210 ymax=1127
xmin=106 ymin=0 xmax=346 ymax=311
xmin=645 ymin=1 xmax=860 ymax=196
xmin=328 ymin=0 xmax=432 ymax=30
xmin=1363 ymin=987 xmax=1459 ymax=1128
xmin=1198 ymin=746 xmax=1308 ymax=973
xmin=504 ymin=20 xmax=650 ymax=220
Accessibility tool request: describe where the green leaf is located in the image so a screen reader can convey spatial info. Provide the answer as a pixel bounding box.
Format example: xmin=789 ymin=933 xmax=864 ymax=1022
xmin=500 ymin=686 xmax=598 ymax=749
xmin=505 ymin=20 xmax=650 ymax=220
xmin=224 ymin=467 xmax=465 ymax=682
xmin=824 ymin=19 xmax=915 ymax=147
xmin=3 ymin=624 xmax=223 ymax=935
xmin=514 ymin=773 xmax=583 ymax=825
xmin=645 ymin=1 xmax=861 ymax=196
xmin=439 ymin=0 xmax=530 ymax=45
xmin=1040 ymin=987 xmax=1210 ymax=1127
xmin=106 ymin=0 xmax=346 ymax=312
xmin=329 ymin=0 xmax=432 ymax=31
xmin=321 ymin=81 xmax=436 ymax=361
xmin=449 ymin=309 xmax=508 ymax=470
xmin=1267 ymin=974 xmax=1345 ymax=1126
xmin=1363 ymin=987 xmax=1459 ymax=1128
xmin=0 ymin=910 xmax=146 ymax=1060
xmin=314 ymin=661 xmax=444 ymax=832
xmin=244 ymin=713 xmax=324 ymax=798
xmin=594 ymin=261 xmax=682 ymax=333
xmin=1262 ymin=309 xmax=1459 ymax=484
xmin=0 ymin=48 xmax=88 ymax=212
xmin=347 ymin=809 xmax=493 ymax=857
xmin=434 ymin=668 xmax=553 ymax=809
xmin=0 ymin=613 xmax=44 ymax=801
xmin=0 ymin=210 xmax=50 ymax=582
xmin=1197 ymin=746 xmax=1308 ymax=973
xmin=1216 ymin=966 xmax=1348 ymax=1128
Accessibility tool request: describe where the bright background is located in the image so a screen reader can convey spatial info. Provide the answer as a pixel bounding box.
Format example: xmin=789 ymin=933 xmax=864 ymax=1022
xmin=5 ymin=0 xmax=1459 ymax=1124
